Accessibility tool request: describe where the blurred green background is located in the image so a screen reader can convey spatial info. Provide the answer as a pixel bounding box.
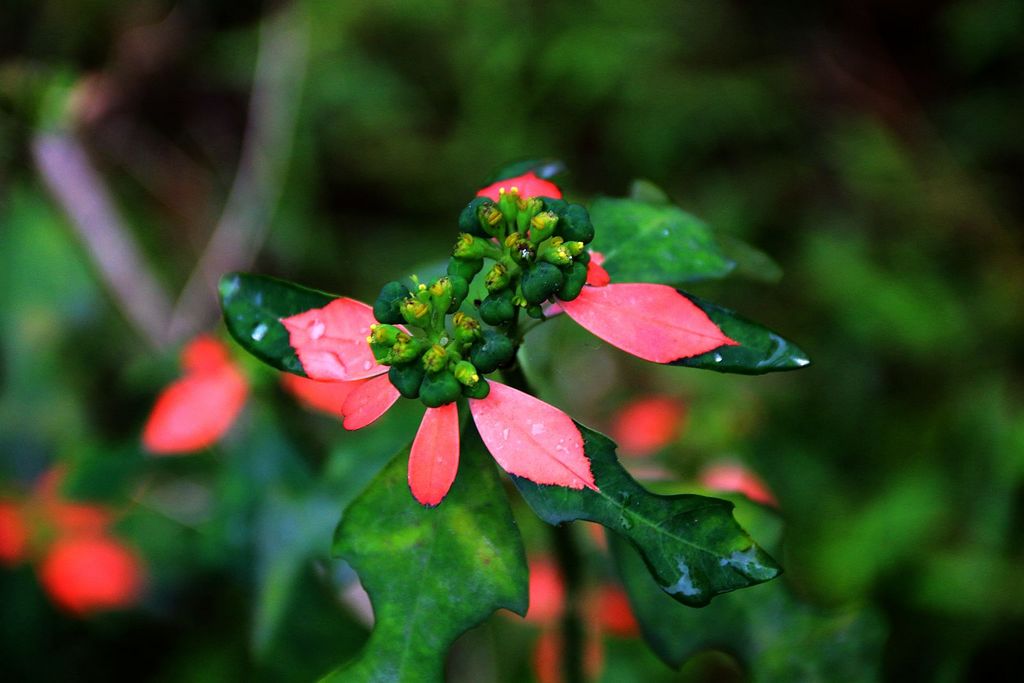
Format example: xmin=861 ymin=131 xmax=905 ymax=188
xmin=1 ymin=0 xmax=1022 ymax=681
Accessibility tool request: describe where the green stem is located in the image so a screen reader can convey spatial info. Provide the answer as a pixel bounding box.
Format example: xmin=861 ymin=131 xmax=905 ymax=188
xmin=499 ymin=361 xmax=586 ymax=683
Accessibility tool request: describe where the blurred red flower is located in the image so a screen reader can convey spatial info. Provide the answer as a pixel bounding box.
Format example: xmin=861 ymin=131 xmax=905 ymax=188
xmin=611 ymin=395 xmax=687 ymax=456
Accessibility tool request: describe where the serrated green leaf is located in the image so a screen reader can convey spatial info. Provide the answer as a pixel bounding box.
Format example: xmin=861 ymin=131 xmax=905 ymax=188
xmin=672 ymin=292 xmax=811 ymax=374
xmin=610 ymin=502 xmax=886 ymax=681
xmin=512 ymin=424 xmax=780 ymax=607
xmin=486 ymin=158 xmax=566 ymax=183
xmin=589 ymin=197 xmax=735 ymax=285
xmin=219 ymin=272 xmax=338 ymax=376
xmin=322 ymin=442 xmax=527 ymax=682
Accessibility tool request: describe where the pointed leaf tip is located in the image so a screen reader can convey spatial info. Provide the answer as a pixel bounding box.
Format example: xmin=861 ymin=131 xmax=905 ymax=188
xmin=470 ymin=381 xmax=597 ymax=491
xmin=281 ymin=298 xmax=386 ymax=382
xmin=562 ymin=283 xmax=736 ymax=364
xmin=408 ymin=404 xmax=461 ymax=506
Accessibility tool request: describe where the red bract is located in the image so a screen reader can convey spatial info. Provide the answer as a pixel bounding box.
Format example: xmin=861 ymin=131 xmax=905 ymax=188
xmin=476 ymin=171 xmax=563 ymax=202
xmin=0 ymin=500 xmax=28 ymax=566
xmin=525 ymin=556 xmax=566 ymax=624
xmin=282 ymin=305 xmax=597 ymax=507
xmin=142 ymin=335 xmax=249 ymax=454
xmin=39 ymin=536 xmax=144 ymax=615
xmin=701 ymin=463 xmax=778 ymax=507
xmin=592 ymin=585 xmax=640 ymax=637
xmin=611 ymin=396 xmax=687 ymax=456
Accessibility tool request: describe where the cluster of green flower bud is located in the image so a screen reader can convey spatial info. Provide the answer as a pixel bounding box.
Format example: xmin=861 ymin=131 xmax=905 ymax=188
xmin=455 ymin=187 xmax=595 ymax=324
xmin=370 ymin=278 xmax=514 ymax=407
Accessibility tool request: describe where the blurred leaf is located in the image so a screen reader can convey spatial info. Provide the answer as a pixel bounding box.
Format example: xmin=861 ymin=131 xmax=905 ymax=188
xmin=486 ymin=158 xmax=567 ymax=183
xmin=611 ymin=530 xmax=886 ymax=681
xmin=511 ymin=423 xmax=780 ymax=607
xmin=716 ymin=233 xmax=784 ymax=284
xmin=628 ymin=178 xmax=671 ymax=205
xmin=589 ymin=197 xmax=735 ymax=285
xmin=219 ymin=272 xmax=337 ymax=376
xmin=324 ymin=441 xmax=527 ymax=682
xmin=671 ymin=292 xmax=810 ymax=374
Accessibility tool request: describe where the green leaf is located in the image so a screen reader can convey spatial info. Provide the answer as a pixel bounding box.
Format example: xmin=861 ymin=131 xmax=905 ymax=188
xmin=716 ymin=233 xmax=784 ymax=284
xmin=323 ymin=441 xmax=528 ymax=682
xmin=487 ymin=158 xmax=566 ymax=183
xmin=219 ymin=272 xmax=338 ymax=376
xmin=589 ymin=197 xmax=735 ymax=285
xmin=512 ymin=424 xmax=781 ymax=607
xmin=610 ymin=501 xmax=886 ymax=681
xmin=672 ymin=292 xmax=811 ymax=374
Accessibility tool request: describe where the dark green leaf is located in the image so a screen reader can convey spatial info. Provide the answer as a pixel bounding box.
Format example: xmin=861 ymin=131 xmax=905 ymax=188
xmin=512 ymin=424 xmax=780 ymax=607
xmin=610 ymin=500 xmax=886 ymax=681
xmin=672 ymin=292 xmax=811 ymax=374
xmin=589 ymin=197 xmax=735 ymax=285
xmin=323 ymin=441 xmax=527 ymax=682
xmin=486 ymin=158 xmax=566 ymax=183
xmin=219 ymin=272 xmax=338 ymax=376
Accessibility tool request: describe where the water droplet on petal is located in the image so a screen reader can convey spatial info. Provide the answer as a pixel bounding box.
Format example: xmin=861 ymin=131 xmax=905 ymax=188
xmin=310 ymin=320 xmax=326 ymax=340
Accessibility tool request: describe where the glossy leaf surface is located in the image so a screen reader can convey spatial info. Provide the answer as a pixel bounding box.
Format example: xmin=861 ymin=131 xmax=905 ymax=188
xmin=671 ymin=292 xmax=811 ymax=374
xmin=610 ymin=500 xmax=885 ymax=680
xmin=588 ymin=197 xmax=734 ymax=285
xmin=219 ymin=272 xmax=338 ymax=376
xmin=324 ymin=442 xmax=527 ymax=682
xmin=512 ymin=424 xmax=780 ymax=607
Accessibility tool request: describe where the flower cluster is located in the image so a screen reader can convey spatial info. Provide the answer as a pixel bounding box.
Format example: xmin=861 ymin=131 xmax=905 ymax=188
xmin=274 ymin=170 xmax=743 ymax=506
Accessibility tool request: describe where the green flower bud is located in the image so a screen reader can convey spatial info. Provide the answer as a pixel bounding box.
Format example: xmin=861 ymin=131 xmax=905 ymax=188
xmin=447 ymin=257 xmax=483 ymax=281
xmin=541 ymin=197 xmax=569 ymax=214
xmin=521 ymin=261 xmax=565 ymax=305
xmin=537 ymin=237 xmax=572 ymax=266
xmin=370 ymin=323 xmax=404 ymax=346
xmin=575 ymin=249 xmax=591 ymax=264
xmin=453 ymin=233 xmax=487 ymax=259
xmin=529 ymin=211 xmax=559 ymax=244
xmin=484 ymin=263 xmax=511 ymax=292
xmin=389 ymin=363 xmax=425 ymax=399
xmin=448 ymin=275 xmax=469 ymax=313
xmin=454 ymin=360 xmax=480 ymax=386
xmin=421 ymin=344 xmax=448 ymax=373
xmin=400 ymin=297 xmax=431 ymax=327
xmin=458 ymin=197 xmax=492 ymax=237
xmin=452 ymin=311 xmax=482 ymax=344
xmin=558 ymin=204 xmax=595 ymax=244
xmin=557 ymin=261 xmax=588 ymax=302
xmin=428 ymin=277 xmax=454 ymax=315
xmin=516 ymin=197 xmax=543 ymax=234
xmin=481 ymin=205 xmax=504 ymax=233
xmin=478 ymin=289 xmax=516 ymax=326
xmin=389 ymin=337 xmax=426 ymax=364
xmin=420 ymin=370 xmax=462 ymax=408
xmin=526 ymin=304 xmax=545 ymax=319
xmin=564 ymin=241 xmax=585 ymax=257
xmin=469 ymin=329 xmax=516 ymax=374
xmin=373 ymin=281 xmax=410 ymax=324
xmin=462 ymin=376 xmax=490 ymax=400
xmin=498 ymin=187 xmax=521 ymax=225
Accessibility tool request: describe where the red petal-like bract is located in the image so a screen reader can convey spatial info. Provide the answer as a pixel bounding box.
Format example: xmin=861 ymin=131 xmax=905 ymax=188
xmin=561 ymin=283 xmax=737 ymax=363
xmin=585 ymin=252 xmax=611 ymax=287
xmin=611 ymin=396 xmax=687 ymax=457
xmin=0 ymin=500 xmax=28 ymax=566
xmin=470 ymin=382 xmax=597 ymax=490
xmin=142 ymin=363 xmax=249 ymax=454
xmin=701 ymin=463 xmax=778 ymax=507
xmin=592 ymin=585 xmax=640 ymax=637
xmin=280 ymin=298 xmax=386 ymax=382
xmin=407 ymin=404 xmax=460 ymax=506
xmin=526 ymin=556 xmax=565 ymax=624
xmin=280 ymin=373 xmax=359 ymax=418
xmin=39 ymin=536 xmax=144 ymax=615
xmin=180 ymin=335 xmax=232 ymax=373
xmin=477 ymin=171 xmax=563 ymax=202
xmin=341 ymin=374 xmax=401 ymax=430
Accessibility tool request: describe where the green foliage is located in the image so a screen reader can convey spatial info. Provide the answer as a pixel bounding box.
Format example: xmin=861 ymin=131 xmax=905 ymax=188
xmin=324 ymin=443 xmax=527 ymax=682
xmin=589 ymin=196 xmax=735 ymax=284
xmin=219 ymin=273 xmax=337 ymax=376
xmin=512 ymin=424 xmax=780 ymax=607
xmin=670 ymin=293 xmax=811 ymax=374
